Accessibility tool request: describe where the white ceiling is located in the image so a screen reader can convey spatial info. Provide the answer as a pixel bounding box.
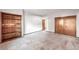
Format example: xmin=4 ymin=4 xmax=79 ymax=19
xmin=24 ymin=9 xmax=79 ymax=17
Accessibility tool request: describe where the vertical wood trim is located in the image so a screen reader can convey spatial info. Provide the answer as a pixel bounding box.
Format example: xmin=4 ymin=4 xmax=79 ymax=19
xmin=0 ymin=13 xmax=2 ymax=42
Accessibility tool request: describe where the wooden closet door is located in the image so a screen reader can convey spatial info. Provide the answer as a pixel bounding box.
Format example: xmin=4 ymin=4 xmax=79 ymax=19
xmin=63 ymin=16 xmax=76 ymax=36
xmin=55 ymin=17 xmax=64 ymax=34
xmin=1 ymin=13 xmax=21 ymax=42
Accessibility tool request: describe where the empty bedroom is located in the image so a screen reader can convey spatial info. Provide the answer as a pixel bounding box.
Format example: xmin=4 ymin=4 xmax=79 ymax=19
xmin=0 ymin=9 xmax=79 ymax=50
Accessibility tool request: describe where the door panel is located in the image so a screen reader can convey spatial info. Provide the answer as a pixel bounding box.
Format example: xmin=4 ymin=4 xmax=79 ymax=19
xmin=63 ymin=16 xmax=76 ymax=36
xmin=55 ymin=18 xmax=64 ymax=34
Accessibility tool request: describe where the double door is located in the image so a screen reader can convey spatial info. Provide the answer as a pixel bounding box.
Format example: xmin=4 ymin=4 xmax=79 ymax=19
xmin=55 ymin=16 xmax=76 ymax=36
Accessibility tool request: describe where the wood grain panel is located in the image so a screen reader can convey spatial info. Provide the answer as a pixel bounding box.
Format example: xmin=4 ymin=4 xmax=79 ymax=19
xmin=63 ymin=16 xmax=76 ymax=36
xmin=1 ymin=13 xmax=21 ymax=42
xmin=0 ymin=13 xmax=2 ymax=42
xmin=55 ymin=17 xmax=64 ymax=34
xmin=2 ymin=13 xmax=12 ymax=19
xmin=13 ymin=15 xmax=21 ymax=20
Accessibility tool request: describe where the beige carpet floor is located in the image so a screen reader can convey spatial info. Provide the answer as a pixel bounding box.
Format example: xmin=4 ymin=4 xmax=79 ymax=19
xmin=0 ymin=31 xmax=79 ymax=50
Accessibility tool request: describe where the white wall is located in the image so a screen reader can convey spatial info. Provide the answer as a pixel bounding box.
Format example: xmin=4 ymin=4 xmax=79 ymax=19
xmin=76 ymin=13 xmax=79 ymax=37
xmin=45 ymin=10 xmax=79 ymax=37
xmin=24 ymin=13 xmax=42 ymax=34
xmin=0 ymin=9 xmax=23 ymax=15
xmin=0 ymin=9 xmax=24 ymax=37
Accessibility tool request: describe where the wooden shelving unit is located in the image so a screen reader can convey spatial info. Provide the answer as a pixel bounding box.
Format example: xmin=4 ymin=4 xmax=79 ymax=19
xmin=0 ymin=12 xmax=21 ymax=42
